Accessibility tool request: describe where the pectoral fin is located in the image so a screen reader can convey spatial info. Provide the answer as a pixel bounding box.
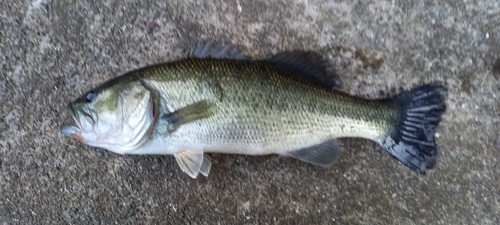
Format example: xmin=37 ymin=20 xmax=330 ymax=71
xmin=289 ymin=139 xmax=344 ymax=166
xmin=162 ymin=100 xmax=214 ymax=132
xmin=174 ymin=149 xmax=212 ymax=178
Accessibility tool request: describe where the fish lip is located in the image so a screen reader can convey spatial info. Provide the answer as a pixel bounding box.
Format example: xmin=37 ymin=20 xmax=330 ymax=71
xmin=61 ymin=104 xmax=82 ymax=135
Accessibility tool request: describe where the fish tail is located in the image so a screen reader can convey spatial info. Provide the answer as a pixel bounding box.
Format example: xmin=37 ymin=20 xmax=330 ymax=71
xmin=381 ymin=83 xmax=447 ymax=174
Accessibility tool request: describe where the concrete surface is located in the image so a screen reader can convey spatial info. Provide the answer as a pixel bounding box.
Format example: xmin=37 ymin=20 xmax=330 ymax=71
xmin=1 ymin=0 xmax=499 ymax=224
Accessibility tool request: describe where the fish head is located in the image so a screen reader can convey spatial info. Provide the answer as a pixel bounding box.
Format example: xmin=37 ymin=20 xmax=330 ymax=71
xmin=61 ymin=80 xmax=157 ymax=154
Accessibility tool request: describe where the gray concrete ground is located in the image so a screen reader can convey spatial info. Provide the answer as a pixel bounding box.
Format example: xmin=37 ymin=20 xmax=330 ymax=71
xmin=1 ymin=0 xmax=499 ymax=224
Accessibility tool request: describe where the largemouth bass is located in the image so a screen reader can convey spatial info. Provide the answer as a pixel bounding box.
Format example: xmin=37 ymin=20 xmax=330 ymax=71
xmin=61 ymin=43 xmax=447 ymax=178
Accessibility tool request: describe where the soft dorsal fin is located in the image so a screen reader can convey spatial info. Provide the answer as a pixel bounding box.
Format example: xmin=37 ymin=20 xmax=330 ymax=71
xmin=269 ymin=51 xmax=342 ymax=89
xmin=190 ymin=42 xmax=248 ymax=60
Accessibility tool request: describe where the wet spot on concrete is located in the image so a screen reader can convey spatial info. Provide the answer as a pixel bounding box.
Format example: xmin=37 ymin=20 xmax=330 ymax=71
xmin=492 ymin=58 xmax=500 ymax=80
xmin=145 ymin=20 xmax=157 ymax=31
xmin=355 ymin=48 xmax=384 ymax=70
xmin=458 ymin=70 xmax=475 ymax=96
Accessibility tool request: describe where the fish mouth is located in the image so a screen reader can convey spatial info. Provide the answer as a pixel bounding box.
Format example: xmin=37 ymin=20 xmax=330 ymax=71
xmin=60 ymin=104 xmax=84 ymax=141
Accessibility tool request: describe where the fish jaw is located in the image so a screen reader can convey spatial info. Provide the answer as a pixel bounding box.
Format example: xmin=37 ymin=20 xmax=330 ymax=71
xmin=60 ymin=124 xmax=84 ymax=142
xmin=60 ymin=104 xmax=86 ymax=142
xmin=60 ymin=104 xmax=156 ymax=154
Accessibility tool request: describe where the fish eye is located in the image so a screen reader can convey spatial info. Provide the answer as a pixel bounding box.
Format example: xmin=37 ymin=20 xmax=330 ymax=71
xmin=86 ymin=92 xmax=97 ymax=103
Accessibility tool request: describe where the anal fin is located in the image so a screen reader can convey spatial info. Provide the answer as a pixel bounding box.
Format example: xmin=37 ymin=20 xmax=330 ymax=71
xmin=289 ymin=139 xmax=344 ymax=166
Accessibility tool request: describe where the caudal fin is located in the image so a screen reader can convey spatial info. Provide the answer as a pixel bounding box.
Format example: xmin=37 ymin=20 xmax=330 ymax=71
xmin=382 ymin=84 xmax=447 ymax=174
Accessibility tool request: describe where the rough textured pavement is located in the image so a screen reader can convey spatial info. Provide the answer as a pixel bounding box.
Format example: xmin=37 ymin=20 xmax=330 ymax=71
xmin=1 ymin=0 xmax=499 ymax=224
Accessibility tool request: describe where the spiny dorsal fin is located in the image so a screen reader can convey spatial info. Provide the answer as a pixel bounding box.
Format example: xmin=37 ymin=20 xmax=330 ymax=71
xmin=190 ymin=42 xmax=248 ymax=60
xmin=269 ymin=51 xmax=342 ymax=89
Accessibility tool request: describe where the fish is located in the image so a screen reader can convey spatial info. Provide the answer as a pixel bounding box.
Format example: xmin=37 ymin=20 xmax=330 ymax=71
xmin=60 ymin=43 xmax=447 ymax=178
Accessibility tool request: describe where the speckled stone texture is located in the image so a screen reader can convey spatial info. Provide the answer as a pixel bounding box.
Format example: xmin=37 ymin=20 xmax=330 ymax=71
xmin=1 ymin=0 xmax=499 ymax=224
